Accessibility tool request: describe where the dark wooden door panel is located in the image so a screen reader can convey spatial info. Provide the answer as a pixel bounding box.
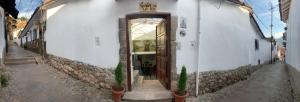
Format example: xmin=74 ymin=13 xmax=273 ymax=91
xmin=156 ymin=20 xmax=168 ymax=88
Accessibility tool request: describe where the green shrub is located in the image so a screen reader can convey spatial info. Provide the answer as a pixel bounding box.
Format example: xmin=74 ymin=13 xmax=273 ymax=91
xmin=115 ymin=62 xmax=123 ymax=87
xmin=178 ymin=66 xmax=187 ymax=95
xmin=0 ymin=74 xmax=8 ymax=87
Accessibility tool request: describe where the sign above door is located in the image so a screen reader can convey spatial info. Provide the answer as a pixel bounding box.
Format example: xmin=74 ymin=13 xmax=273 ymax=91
xmin=139 ymin=1 xmax=157 ymax=12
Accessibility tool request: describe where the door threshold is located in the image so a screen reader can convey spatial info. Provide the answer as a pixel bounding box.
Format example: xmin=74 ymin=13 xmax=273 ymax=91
xmin=123 ymin=80 xmax=172 ymax=101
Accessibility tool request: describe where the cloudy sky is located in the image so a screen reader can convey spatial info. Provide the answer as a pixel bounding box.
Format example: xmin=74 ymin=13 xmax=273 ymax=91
xmin=15 ymin=0 xmax=286 ymax=39
xmin=16 ymin=0 xmax=42 ymax=18
xmin=245 ymin=0 xmax=286 ymax=39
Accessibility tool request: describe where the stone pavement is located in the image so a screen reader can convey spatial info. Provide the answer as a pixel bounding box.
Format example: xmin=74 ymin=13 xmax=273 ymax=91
xmin=191 ymin=63 xmax=294 ymax=102
xmin=0 ymin=44 xmax=113 ymax=102
xmin=4 ymin=44 xmax=37 ymax=65
xmin=5 ymin=42 xmax=40 ymax=59
xmin=286 ymin=64 xmax=300 ymax=102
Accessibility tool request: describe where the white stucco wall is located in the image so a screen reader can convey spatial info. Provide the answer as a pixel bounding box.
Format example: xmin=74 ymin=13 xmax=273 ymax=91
xmin=285 ymin=0 xmax=300 ymax=70
xmin=176 ymin=0 xmax=198 ymax=73
xmin=21 ymin=37 xmax=26 ymax=45
xmin=45 ymin=0 xmax=271 ymax=73
xmin=45 ymin=0 xmax=178 ymax=69
xmin=14 ymin=38 xmax=21 ymax=46
xmin=258 ymin=39 xmax=272 ymax=64
xmin=0 ymin=7 xmax=5 ymax=62
xmin=197 ymin=0 xmax=271 ymax=72
xmin=19 ymin=21 xmax=40 ymax=45
xmin=29 ymin=26 xmax=38 ymax=41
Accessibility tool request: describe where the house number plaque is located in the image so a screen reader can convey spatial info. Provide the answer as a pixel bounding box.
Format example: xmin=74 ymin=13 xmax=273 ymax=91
xmin=139 ymin=1 xmax=157 ymax=12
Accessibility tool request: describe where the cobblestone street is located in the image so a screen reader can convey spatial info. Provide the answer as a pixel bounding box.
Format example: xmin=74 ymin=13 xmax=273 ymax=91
xmin=1 ymin=0 xmax=299 ymax=102
xmin=0 ymin=45 xmax=113 ymax=102
xmin=192 ymin=63 xmax=294 ymax=102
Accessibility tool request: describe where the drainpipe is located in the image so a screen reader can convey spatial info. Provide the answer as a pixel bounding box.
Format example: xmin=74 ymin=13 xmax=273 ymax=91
xmin=195 ymin=0 xmax=201 ymax=96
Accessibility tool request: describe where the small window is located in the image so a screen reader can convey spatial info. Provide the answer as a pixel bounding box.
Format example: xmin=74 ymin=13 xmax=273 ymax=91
xmin=33 ymin=29 xmax=37 ymax=40
xmin=255 ymin=39 xmax=259 ymax=50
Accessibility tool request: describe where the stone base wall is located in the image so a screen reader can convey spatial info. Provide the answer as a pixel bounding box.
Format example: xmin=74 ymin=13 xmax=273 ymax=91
xmin=47 ymin=54 xmax=114 ymax=89
xmin=24 ymin=39 xmax=45 ymax=55
xmin=286 ymin=64 xmax=300 ymax=102
xmin=0 ymin=48 xmax=5 ymax=66
xmin=0 ymin=58 xmax=2 ymax=66
xmin=187 ymin=73 xmax=197 ymax=96
xmin=186 ymin=64 xmax=264 ymax=96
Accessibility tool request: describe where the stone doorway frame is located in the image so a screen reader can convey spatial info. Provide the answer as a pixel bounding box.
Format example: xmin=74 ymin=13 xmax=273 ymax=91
xmin=119 ymin=12 xmax=177 ymax=91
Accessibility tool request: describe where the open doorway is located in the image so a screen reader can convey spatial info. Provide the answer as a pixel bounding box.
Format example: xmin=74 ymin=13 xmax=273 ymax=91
xmin=125 ymin=13 xmax=171 ymax=91
xmin=130 ymin=18 xmax=161 ymax=80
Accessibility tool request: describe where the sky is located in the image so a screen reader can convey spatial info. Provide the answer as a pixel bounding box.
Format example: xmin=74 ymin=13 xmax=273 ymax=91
xmin=246 ymin=0 xmax=286 ymax=39
xmin=15 ymin=0 xmax=42 ymax=19
xmin=15 ymin=0 xmax=286 ymax=39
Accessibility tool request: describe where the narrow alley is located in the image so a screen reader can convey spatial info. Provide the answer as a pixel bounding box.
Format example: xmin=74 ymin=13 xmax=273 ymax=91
xmin=0 ymin=44 xmax=113 ymax=102
xmin=1 ymin=0 xmax=300 ymax=102
xmin=194 ymin=63 xmax=294 ymax=102
xmin=0 ymin=44 xmax=297 ymax=102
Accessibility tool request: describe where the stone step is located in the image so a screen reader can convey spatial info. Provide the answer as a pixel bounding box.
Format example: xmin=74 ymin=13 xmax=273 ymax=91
xmin=4 ymin=60 xmax=37 ymax=65
xmin=122 ymin=91 xmax=173 ymax=102
xmin=4 ymin=57 xmax=37 ymax=65
xmin=137 ymin=76 xmax=144 ymax=87
xmin=5 ymin=57 xmax=35 ymax=62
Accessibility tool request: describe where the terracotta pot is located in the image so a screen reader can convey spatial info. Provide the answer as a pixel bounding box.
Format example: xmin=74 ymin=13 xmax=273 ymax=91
xmin=173 ymin=91 xmax=188 ymax=102
xmin=111 ymin=86 xmax=124 ymax=102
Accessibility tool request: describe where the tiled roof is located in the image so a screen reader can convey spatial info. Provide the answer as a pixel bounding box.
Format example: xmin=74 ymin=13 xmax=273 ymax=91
xmin=279 ymin=0 xmax=291 ymax=22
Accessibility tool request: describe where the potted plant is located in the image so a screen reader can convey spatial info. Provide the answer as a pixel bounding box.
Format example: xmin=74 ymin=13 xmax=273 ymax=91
xmin=173 ymin=66 xmax=188 ymax=102
xmin=111 ymin=62 xmax=124 ymax=102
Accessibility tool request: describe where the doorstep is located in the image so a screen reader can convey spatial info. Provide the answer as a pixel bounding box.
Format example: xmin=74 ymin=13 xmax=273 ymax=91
xmin=122 ymin=80 xmax=173 ymax=102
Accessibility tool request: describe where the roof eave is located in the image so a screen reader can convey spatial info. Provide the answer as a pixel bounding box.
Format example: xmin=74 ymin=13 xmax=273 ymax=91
xmin=279 ymin=0 xmax=291 ymax=22
xmin=250 ymin=13 xmax=266 ymax=39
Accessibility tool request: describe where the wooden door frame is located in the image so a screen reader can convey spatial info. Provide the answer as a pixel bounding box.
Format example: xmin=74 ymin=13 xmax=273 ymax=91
xmin=125 ymin=12 xmax=171 ymax=91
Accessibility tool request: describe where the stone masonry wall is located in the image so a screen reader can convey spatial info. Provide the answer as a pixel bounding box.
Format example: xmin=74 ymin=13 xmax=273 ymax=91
xmin=0 ymin=58 xmax=2 ymax=66
xmin=186 ymin=64 xmax=265 ymax=96
xmin=24 ymin=39 xmax=43 ymax=55
xmin=187 ymin=73 xmax=197 ymax=96
xmin=47 ymin=54 xmax=114 ymax=89
xmin=0 ymin=48 xmax=5 ymax=66
xmin=286 ymin=64 xmax=300 ymax=102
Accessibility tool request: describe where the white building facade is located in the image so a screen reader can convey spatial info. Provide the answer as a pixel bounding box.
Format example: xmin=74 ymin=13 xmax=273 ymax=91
xmin=280 ymin=0 xmax=300 ymax=70
xmin=45 ymin=0 xmax=271 ymax=72
xmin=0 ymin=1 xmax=18 ymax=65
xmin=18 ymin=7 xmax=44 ymax=54
xmin=43 ymin=0 xmax=271 ymax=96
